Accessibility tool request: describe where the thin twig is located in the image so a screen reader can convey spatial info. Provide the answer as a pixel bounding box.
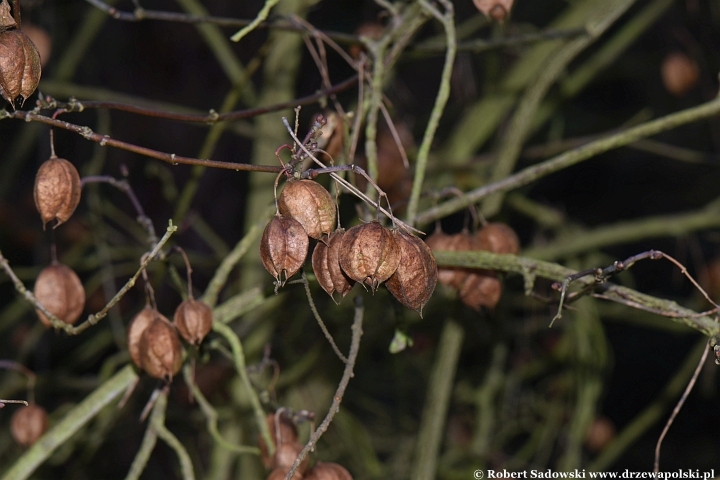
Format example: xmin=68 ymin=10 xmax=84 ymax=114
xmin=414 ymin=96 xmax=720 ymax=226
xmin=152 ymin=391 xmax=196 ymax=480
xmin=212 ymin=322 xmax=274 ymax=457
xmin=653 ymin=340 xmax=710 ymax=473
xmin=284 ymin=295 xmax=364 ymax=480
xmin=300 ymin=272 xmax=348 ymax=364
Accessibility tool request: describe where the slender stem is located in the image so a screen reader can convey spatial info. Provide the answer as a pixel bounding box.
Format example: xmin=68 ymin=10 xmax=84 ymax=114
xmin=433 ymin=250 xmax=720 ymax=336
xmin=230 ymin=0 xmax=280 ymax=42
xmin=414 ymin=95 xmax=720 ymax=226
xmin=152 ymin=391 xmax=196 ymax=480
xmin=182 ymin=366 xmax=261 ymax=455
xmin=300 ymin=272 xmax=348 ymax=364
xmin=212 ymin=322 xmax=274 ymax=457
xmin=125 ymin=391 xmax=162 ymax=480
xmin=411 ymin=319 xmax=464 ymax=480
xmin=284 ymin=295 xmax=364 ymax=480
xmin=0 ymin=360 xmax=36 ymax=404
xmin=653 ymin=342 xmax=710 ymax=473
xmin=406 ymin=0 xmax=456 ymax=225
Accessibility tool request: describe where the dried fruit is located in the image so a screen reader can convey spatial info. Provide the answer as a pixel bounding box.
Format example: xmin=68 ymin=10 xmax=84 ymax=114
xmin=259 ymin=411 xmax=299 ymax=468
xmin=260 ymin=215 xmax=310 ymax=286
xmin=436 ymin=231 xmax=481 ymax=289
xmin=339 ymin=222 xmax=400 ymax=292
xmin=584 ymin=416 xmax=616 ymax=453
xmin=459 ymin=272 xmax=502 ymax=311
xmin=304 ymin=462 xmax=354 ymax=480
xmin=138 ymin=315 xmax=183 ymax=380
xmin=473 ymin=0 xmax=514 ymax=22
xmin=278 ymin=179 xmax=336 ymax=240
xmin=266 ymin=468 xmax=304 ymax=480
xmin=20 ymin=23 xmax=51 ymax=68
xmin=661 ymin=52 xmax=699 ymax=97
xmin=312 ymin=229 xmax=355 ymax=301
xmin=127 ymin=306 xmax=159 ymax=369
xmin=316 ymin=110 xmax=344 ymax=161
xmin=33 ymin=157 xmax=82 ymax=229
xmin=11 ymin=404 xmax=48 ymax=447
xmin=173 ymin=298 xmax=212 ymax=345
xmin=0 ymin=0 xmax=15 ymax=29
xmin=0 ymin=22 xmax=42 ymax=109
xmin=477 ymin=222 xmax=520 ymax=255
xmin=272 ymin=441 xmax=308 ymax=475
xmin=386 ymin=231 xmax=438 ymax=315
xmin=34 ymin=262 xmax=85 ymax=327
xmin=349 ymin=22 xmax=384 ymax=59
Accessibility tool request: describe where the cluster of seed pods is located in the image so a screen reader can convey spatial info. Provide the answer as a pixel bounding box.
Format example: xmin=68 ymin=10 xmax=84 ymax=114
xmin=260 ymin=178 xmax=438 ymax=315
xmin=426 ymin=223 xmax=520 ymax=311
xmin=261 ymin=411 xmax=354 ymax=480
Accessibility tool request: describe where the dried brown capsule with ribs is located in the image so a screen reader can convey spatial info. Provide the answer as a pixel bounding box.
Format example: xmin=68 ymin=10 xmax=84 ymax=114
xmin=33 ymin=157 xmax=82 ymax=229
xmin=339 ymin=222 xmax=400 ymax=292
xmin=33 ymin=262 xmax=85 ymax=327
xmin=304 ymin=462 xmax=354 ymax=480
xmin=459 ymin=272 xmax=502 ymax=311
xmin=0 ymin=23 xmax=41 ymax=109
xmin=259 ymin=411 xmax=299 ymax=468
xmin=11 ymin=404 xmax=48 ymax=447
xmin=278 ymin=179 xmax=336 ymax=240
xmin=312 ymin=229 xmax=355 ymax=302
xmin=385 ymin=231 xmax=438 ymax=316
xmin=260 ymin=215 xmax=309 ymax=286
xmin=138 ymin=315 xmax=183 ymax=380
xmin=477 ymin=222 xmax=520 ymax=255
xmin=174 ymin=298 xmax=212 ymax=346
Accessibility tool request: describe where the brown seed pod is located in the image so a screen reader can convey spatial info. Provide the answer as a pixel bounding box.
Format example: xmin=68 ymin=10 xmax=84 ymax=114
xmin=259 ymin=411 xmax=299 ymax=468
xmin=138 ymin=315 xmax=183 ymax=380
xmin=33 ymin=157 xmax=82 ymax=229
xmin=437 ymin=231 xmax=481 ymax=289
xmin=260 ymin=215 xmax=310 ymax=286
xmin=386 ymin=231 xmax=438 ymax=316
xmin=20 ymin=23 xmax=51 ymax=68
xmin=349 ymin=22 xmax=384 ymax=59
xmin=339 ymin=222 xmax=400 ymax=292
xmin=11 ymin=404 xmax=48 ymax=447
xmin=0 ymin=27 xmax=41 ymax=109
xmin=304 ymin=462 xmax=354 ymax=480
xmin=173 ymin=298 xmax=212 ymax=346
xmin=661 ymin=52 xmax=699 ymax=97
xmin=477 ymin=223 xmax=520 ymax=255
xmin=266 ymin=468 xmax=304 ymax=480
xmin=584 ymin=416 xmax=616 ymax=453
xmin=278 ymin=179 xmax=336 ymax=240
xmin=271 ymin=441 xmax=308 ymax=475
xmin=34 ymin=262 xmax=85 ymax=327
xmin=459 ymin=272 xmax=502 ymax=311
xmin=312 ymin=229 xmax=355 ymax=302
xmin=127 ymin=306 xmax=161 ymax=369
xmin=316 ymin=110 xmax=344 ymax=161
xmin=472 ymin=0 xmax=514 ymax=22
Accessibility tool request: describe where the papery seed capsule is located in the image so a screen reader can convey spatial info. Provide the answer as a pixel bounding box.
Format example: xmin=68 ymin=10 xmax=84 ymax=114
xmin=259 ymin=411 xmax=299 ymax=468
xmin=173 ymin=298 xmax=213 ymax=346
xmin=278 ymin=179 xmax=336 ymax=240
xmin=304 ymin=462 xmax=354 ymax=480
xmin=425 ymin=230 xmax=454 ymax=287
xmin=266 ymin=468 xmax=304 ymax=480
xmin=139 ymin=315 xmax=183 ymax=380
xmin=339 ymin=222 xmax=400 ymax=292
xmin=436 ymin=231 xmax=480 ymax=289
xmin=312 ymin=240 xmax=334 ymax=298
xmin=260 ymin=215 xmax=309 ymax=286
xmin=34 ymin=262 xmax=85 ymax=327
xmin=472 ymin=0 xmax=514 ymax=22
xmin=33 ymin=157 xmax=82 ymax=229
xmin=661 ymin=52 xmax=699 ymax=97
xmin=0 ymin=27 xmax=41 ymax=109
xmin=386 ymin=231 xmax=438 ymax=316
xmin=127 ymin=306 xmax=160 ymax=369
xmin=459 ymin=272 xmax=502 ymax=311
xmin=326 ymin=229 xmax=355 ymax=299
xmin=11 ymin=404 xmax=48 ymax=447
xmin=272 ymin=441 xmax=308 ymax=475
xmin=477 ymin=223 xmax=520 ymax=255
xmin=0 ymin=0 xmax=16 ymax=29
